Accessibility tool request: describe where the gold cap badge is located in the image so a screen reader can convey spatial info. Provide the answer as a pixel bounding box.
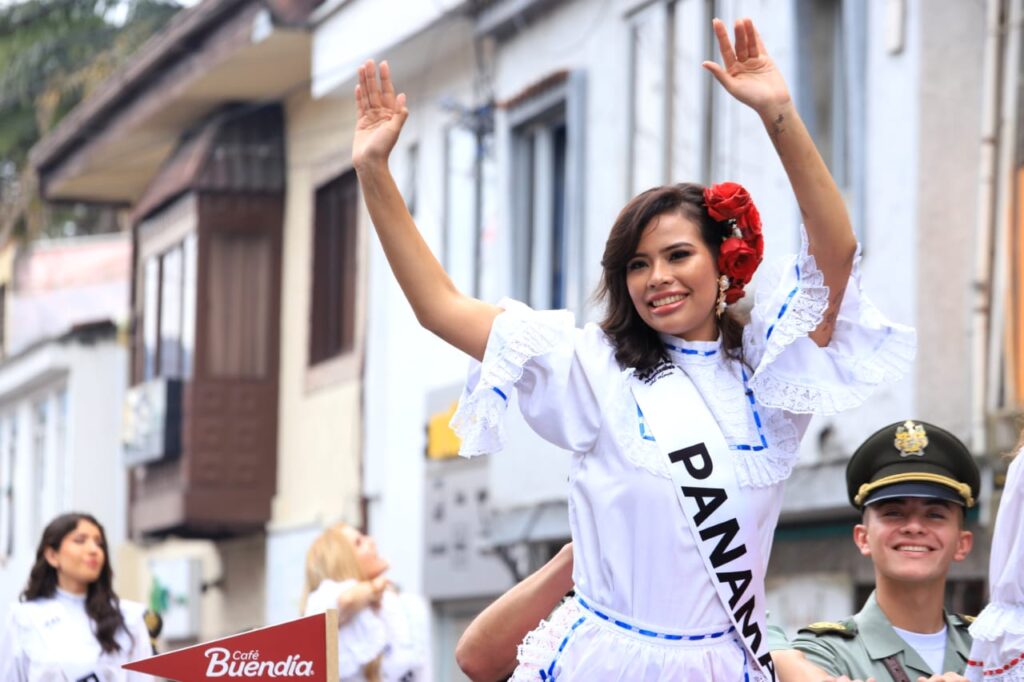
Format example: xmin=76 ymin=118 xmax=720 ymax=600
xmin=894 ymin=420 xmax=928 ymax=457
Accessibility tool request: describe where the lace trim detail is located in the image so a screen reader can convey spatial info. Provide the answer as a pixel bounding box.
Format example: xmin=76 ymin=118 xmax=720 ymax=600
xmin=450 ymin=306 xmax=572 ymax=457
xmin=510 ymin=599 xmax=584 ymax=681
xmin=612 ymin=362 xmax=802 ymax=487
xmin=968 ymin=667 xmax=1024 ymax=681
xmin=747 ymin=236 xmax=915 ymax=416
xmin=967 ymin=638 xmax=1024 ymax=682
xmin=749 ymin=231 xmax=828 ymax=383
xmin=748 ymin=308 xmax=916 ymax=416
xmin=970 ymin=603 xmax=1024 ymax=641
xmin=613 ymin=368 xmax=670 ymax=479
xmin=735 ymin=409 xmax=800 ymax=488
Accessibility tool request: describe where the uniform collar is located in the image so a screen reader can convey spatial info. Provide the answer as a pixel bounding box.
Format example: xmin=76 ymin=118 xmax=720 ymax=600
xmin=853 ymin=591 xmax=939 ymax=676
xmin=943 ymin=611 xmax=973 ymax=671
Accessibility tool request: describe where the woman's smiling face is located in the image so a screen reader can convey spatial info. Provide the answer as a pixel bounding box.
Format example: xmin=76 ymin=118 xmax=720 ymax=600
xmin=625 ymin=211 xmax=720 ymax=341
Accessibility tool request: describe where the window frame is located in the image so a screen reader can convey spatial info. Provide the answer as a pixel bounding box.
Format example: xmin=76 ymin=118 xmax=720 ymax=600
xmin=304 ymin=157 xmax=365 ymax=392
xmin=135 ymin=195 xmax=199 ymax=385
xmin=795 ymin=0 xmax=867 ymax=243
xmin=506 ymin=71 xmax=587 ymax=315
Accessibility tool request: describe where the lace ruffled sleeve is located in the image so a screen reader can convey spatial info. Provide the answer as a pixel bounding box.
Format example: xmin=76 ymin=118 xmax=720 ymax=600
xmin=967 ymin=454 xmax=1024 ymax=681
xmin=743 ymin=228 xmax=916 ymax=415
xmin=304 ymin=579 xmax=388 ymax=678
xmin=450 ymin=298 xmax=603 ymax=457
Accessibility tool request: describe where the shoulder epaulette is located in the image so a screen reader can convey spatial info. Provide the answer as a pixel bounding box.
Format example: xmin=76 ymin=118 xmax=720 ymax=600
xmin=953 ymin=613 xmax=976 ymax=627
xmin=143 ymin=609 xmax=163 ymax=638
xmin=798 ymin=620 xmax=858 ymax=638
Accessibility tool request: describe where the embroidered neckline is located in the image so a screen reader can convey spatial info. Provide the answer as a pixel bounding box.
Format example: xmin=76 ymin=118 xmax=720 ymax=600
xmin=661 ymin=334 xmax=721 ymax=364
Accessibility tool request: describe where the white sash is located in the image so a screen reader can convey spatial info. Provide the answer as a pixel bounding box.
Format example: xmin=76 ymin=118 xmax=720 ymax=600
xmin=25 ymin=599 xmax=101 ymax=681
xmin=631 ymin=362 xmax=776 ymax=682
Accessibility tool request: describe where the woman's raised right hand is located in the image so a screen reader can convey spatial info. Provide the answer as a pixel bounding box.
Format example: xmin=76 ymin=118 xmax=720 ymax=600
xmin=353 ymin=59 xmax=408 ymax=170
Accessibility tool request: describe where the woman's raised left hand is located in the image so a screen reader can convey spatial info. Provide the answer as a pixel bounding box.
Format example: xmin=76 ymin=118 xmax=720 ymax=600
xmin=703 ymin=17 xmax=791 ymax=113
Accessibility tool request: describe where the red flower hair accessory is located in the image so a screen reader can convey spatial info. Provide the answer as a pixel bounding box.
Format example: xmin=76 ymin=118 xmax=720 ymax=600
xmin=703 ymin=182 xmax=764 ymax=310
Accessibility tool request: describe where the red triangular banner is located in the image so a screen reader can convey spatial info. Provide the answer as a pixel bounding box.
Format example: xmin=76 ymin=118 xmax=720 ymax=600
xmin=123 ymin=610 xmax=338 ymax=681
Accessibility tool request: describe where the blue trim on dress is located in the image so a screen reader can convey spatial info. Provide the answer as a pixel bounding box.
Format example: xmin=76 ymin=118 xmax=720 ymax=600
xmin=633 ymin=370 xmax=769 ymax=452
xmin=663 ymin=341 xmax=718 ymax=357
xmin=732 ymin=636 xmax=751 ymax=682
xmin=576 ymin=597 xmax=735 ymax=642
xmin=540 ymin=616 xmax=586 ymax=680
xmin=765 ymin=263 xmax=802 ymax=341
xmin=737 ymin=368 xmax=769 ymax=452
xmin=491 ymin=386 xmax=508 ymax=402
xmin=636 ymin=404 xmax=657 ymax=442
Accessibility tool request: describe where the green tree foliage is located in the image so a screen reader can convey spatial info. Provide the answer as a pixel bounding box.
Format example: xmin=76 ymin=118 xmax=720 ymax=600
xmin=0 ymin=0 xmax=182 ymax=241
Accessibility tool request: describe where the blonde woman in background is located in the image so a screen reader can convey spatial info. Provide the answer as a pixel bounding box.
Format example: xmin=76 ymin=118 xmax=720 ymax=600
xmin=302 ymin=524 xmax=427 ymax=682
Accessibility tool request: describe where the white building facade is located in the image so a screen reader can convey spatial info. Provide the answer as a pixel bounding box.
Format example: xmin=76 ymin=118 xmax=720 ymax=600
xmin=0 ymin=234 xmax=131 ymax=627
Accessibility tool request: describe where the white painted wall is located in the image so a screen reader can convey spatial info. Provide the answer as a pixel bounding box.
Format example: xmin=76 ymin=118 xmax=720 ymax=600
xmin=360 ymin=21 xmax=483 ymax=596
xmin=265 ymin=77 xmax=365 ymax=625
xmin=312 ymin=0 xmax=466 ymax=99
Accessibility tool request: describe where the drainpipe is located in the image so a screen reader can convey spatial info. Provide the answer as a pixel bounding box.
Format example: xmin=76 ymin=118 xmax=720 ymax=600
xmin=971 ymin=0 xmax=1004 ymax=455
xmin=987 ymin=0 xmax=1023 ymax=418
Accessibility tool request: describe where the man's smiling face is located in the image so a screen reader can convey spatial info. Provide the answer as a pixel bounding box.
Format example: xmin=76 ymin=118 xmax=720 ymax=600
xmin=854 ymin=497 xmax=973 ymax=586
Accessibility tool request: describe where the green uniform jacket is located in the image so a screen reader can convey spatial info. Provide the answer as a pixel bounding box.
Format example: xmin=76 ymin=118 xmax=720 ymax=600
xmin=792 ymin=591 xmax=973 ymax=680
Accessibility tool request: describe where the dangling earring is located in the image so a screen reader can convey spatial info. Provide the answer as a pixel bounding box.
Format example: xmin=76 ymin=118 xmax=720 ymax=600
xmin=716 ymin=275 xmax=729 ymax=318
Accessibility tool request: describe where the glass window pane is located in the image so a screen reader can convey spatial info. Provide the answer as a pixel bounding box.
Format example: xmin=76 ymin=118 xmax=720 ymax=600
xmin=160 ymin=246 xmax=184 ymax=378
xmin=630 ymin=3 xmax=669 ymax=194
xmin=144 ymin=257 xmax=160 ymax=381
xmin=445 ymin=126 xmax=479 ymax=296
xmin=0 ymin=416 xmax=13 ymax=559
xmin=31 ymin=399 xmax=47 ymax=539
xmin=182 ymin=234 xmax=198 ymax=379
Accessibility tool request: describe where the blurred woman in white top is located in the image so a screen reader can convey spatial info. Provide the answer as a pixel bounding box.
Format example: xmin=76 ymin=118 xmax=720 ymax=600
xmin=0 ymin=512 xmax=154 ymax=681
xmin=302 ymin=523 xmax=427 ymax=682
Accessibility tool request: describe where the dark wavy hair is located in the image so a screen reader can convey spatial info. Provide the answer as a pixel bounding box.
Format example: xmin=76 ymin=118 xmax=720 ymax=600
xmin=596 ymin=182 xmax=747 ymax=372
xmin=22 ymin=512 xmax=132 ymax=654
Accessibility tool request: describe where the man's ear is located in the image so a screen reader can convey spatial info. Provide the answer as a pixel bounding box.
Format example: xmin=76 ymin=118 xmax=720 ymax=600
xmin=853 ymin=524 xmax=871 ymax=557
xmin=953 ymin=529 xmax=974 ymax=562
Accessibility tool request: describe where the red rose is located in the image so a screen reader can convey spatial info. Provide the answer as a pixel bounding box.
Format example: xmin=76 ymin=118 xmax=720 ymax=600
xmin=704 ymin=182 xmax=752 ymax=222
xmin=724 ymin=284 xmax=746 ymax=304
xmin=718 ymin=237 xmax=761 ymax=285
xmin=735 ymin=203 xmax=762 ymax=238
xmin=745 ymin=230 xmax=764 ymax=259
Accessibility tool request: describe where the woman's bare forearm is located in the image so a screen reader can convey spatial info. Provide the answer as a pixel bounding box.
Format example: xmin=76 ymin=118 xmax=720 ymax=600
xmin=455 ymin=543 xmax=574 ymax=681
xmin=758 ymin=101 xmax=856 ymax=345
xmin=356 ymin=159 xmax=500 ymax=360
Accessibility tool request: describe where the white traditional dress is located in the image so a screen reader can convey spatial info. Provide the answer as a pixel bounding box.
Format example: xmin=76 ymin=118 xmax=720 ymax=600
xmin=966 ymin=451 xmax=1024 ymax=681
xmin=452 ymin=233 xmax=915 ymax=681
xmin=0 ymin=588 xmax=154 ymax=681
xmin=305 ymin=579 xmax=428 ymax=682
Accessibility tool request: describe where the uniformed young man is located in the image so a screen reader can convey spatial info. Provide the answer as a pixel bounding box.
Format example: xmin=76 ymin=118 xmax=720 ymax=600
xmin=785 ymin=419 xmax=980 ymax=682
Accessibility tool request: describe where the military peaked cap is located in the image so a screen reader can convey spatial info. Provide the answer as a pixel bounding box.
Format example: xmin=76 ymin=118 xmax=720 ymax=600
xmin=846 ymin=420 xmax=980 ymax=509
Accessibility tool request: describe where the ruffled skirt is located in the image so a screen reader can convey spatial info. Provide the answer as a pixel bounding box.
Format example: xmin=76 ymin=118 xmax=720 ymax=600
xmin=510 ymin=593 xmax=765 ymax=682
